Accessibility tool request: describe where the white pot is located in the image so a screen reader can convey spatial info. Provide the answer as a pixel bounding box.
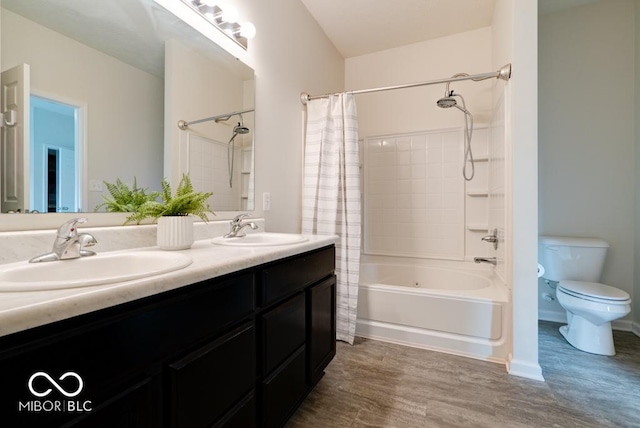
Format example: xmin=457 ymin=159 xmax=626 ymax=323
xmin=157 ymin=216 xmax=194 ymax=250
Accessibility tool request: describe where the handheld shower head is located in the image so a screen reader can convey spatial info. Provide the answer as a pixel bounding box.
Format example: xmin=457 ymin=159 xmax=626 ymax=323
xmin=227 ymin=121 xmax=250 ymax=189
xmin=437 ymin=93 xmax=471 ymax=114
xmin=436 ymin=96 xmax=457 ymax=108
xmin=233 ymin=122 xmax=250 ymax=135
xmin=435 ymin=88 xmax=475 ymax=181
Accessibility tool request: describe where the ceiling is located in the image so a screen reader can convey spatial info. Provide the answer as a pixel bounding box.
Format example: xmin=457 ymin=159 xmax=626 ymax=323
xmin=299 ymin=0 xmax=496 ymax=58
xmin=300 ymin=0 xmax=605 ymax=58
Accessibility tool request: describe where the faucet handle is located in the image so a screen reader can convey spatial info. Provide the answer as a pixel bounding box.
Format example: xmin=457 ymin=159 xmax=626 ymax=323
xmin=231 ymin=213 xmax=250 ymax=225
xmin=57 ymin=217 xmax=88 ymax=239
xmin=481 ymin=228 xmax=498 ymax=250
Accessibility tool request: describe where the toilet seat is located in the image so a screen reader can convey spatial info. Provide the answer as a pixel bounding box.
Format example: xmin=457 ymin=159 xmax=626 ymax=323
xmin=558 ymin=280 xmax=630 ymax=304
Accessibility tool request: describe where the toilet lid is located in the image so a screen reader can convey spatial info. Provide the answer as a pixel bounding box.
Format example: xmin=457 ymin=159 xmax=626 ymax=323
xmin=559 ymin=280 xmax=630 ymax=302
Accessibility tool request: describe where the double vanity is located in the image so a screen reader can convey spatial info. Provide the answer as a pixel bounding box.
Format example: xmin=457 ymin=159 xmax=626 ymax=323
xmin=0 ymin=225 xmax=336 ymax=427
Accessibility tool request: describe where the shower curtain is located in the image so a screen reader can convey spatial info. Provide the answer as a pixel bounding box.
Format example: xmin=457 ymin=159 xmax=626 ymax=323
xmin=302 ymin=94 xmax=361 ymax=344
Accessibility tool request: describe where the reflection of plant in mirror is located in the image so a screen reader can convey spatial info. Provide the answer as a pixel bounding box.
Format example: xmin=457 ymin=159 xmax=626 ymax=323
xmin=125 ymin=175 xmax=214 ymax=225
xmin=95 ymin=178 xmax=160 ymax=213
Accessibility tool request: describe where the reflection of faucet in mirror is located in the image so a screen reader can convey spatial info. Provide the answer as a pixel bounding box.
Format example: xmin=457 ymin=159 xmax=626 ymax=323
xmin=224 ymin=214 xmax=258 ymax=238
xmin=29 ymin=218 xmax=97 ymax=263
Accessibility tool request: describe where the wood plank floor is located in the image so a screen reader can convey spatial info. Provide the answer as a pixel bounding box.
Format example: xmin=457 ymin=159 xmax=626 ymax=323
xmin=286 ymin=321 xmax=640 ymax=427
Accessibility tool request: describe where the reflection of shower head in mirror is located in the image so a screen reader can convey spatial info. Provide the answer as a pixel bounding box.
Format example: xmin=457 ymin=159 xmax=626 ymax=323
xmin=233 ymin=122 xmax=250 ymax=135
xmin=227 ymin=117 xmax=250 ymax=189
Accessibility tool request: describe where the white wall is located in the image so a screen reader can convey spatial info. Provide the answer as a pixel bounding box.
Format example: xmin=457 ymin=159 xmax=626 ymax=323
xmin=635 ymin=0 xmax=640 ymax=336
xmin=233 ymin=0 xmax=345 ymax=232
xmin=539 ymin=1 xmax=635 ymax=329
xmin=1 ymin=9 xmax=164 ymax=212
xmin=493 ymin=0 xmax=542 ymax=380
xmin=346 ymin=28 xmax=494 ymax=138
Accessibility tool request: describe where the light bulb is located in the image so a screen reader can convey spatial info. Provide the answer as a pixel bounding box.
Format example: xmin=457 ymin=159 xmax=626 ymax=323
xmin=239 ymin=22 xmax=256 ymax=39
xmin=221 ymin=4 xmax=239 ymax=23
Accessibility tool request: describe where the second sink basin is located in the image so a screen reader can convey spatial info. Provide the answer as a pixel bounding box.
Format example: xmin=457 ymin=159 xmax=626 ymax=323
xmin=0 ymin=251 xmax=193 ymax=292
xmin=212 ymin=232 xmax=308 ymax=247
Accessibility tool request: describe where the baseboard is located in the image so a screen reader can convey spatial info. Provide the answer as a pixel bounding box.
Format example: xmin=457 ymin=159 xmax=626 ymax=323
xmin=632 ymin=321 xmax=640 ymax=338
xmin=538 ymin=310 xmax=632 ymax=332
xmin=507 ymin=357 xmax=544 ymax=381
xmin=538 ymin=309 xmax=566 ymax=324
xmin=613 ymin=319 xmax=633 ymax=332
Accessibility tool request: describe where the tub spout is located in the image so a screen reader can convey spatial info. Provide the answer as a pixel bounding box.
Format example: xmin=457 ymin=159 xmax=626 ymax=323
xmin=474 ymin=256 xmax=497 ymax=265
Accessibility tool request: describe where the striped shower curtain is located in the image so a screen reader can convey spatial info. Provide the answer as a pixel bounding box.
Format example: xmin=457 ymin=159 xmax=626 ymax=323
xmin=302 ymin=94 xmax=361 ymax=344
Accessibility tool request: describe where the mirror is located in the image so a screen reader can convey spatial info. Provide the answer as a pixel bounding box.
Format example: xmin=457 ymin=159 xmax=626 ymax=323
xmin=0 ymin=0 xmax=255 ymax=215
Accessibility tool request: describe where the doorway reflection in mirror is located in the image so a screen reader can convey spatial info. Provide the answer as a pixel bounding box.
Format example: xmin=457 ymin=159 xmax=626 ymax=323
xmin=30 ymin=95 xmax=80 ymax=213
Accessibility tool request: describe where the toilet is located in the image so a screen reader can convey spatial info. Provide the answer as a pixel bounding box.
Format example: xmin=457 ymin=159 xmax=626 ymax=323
xmin=539 ymin=236 xmax=631 ymax=356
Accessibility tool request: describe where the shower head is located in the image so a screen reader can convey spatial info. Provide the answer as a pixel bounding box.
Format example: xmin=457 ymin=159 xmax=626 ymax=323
xmin=436 ymin=96 xmax=458 ymax=109
xmin=233 ymin=122 xmax=250 ymax=135
xmin=437 ymin=92 xmax=471 ymax=115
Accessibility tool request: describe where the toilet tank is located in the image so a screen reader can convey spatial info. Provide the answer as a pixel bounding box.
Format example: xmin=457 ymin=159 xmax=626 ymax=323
xmin=538 ymin=236 xmax=609 ymax=282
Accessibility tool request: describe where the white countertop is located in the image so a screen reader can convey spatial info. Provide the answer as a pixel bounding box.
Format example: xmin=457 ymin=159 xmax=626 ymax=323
xmin=0 ymin=234 xmax=337 ymax=338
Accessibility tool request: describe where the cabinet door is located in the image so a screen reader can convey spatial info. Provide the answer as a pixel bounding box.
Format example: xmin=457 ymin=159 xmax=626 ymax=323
xmin=167 ymin=322 xmax=255 ymax=428
xmin=260 ymin=293 xmax=306 ymax=375
xmin=308 ymin=275 xmax=336 ymax=386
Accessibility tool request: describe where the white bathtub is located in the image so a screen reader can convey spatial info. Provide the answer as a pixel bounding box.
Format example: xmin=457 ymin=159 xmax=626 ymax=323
xmin=356 ymin=255 xmax=510 ymax=363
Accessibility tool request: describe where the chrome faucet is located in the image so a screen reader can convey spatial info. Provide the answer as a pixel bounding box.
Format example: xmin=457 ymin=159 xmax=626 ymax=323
xmin=224 ymin=214 xmax=258 ymax=238
xmin=474 ymin=257 xmax=497 ymax=265
xmin=29 ymin=218 xmax=97 ymax=263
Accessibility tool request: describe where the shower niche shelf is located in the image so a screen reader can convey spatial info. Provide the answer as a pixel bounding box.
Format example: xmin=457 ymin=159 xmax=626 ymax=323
xmin=467 ymin=224 xmax=490 ymax=232
xmin=466 ymin=189 xmax=489 ymax=197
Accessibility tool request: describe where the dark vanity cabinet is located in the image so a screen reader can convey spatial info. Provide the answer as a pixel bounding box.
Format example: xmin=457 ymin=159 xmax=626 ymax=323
xmin=0 ymin=245 xmax=335 ymax=428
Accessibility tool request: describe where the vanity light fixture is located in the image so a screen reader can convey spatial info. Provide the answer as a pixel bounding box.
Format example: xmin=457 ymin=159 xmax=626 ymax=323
xmin=180 ymin=0 xmax=255 ymax=49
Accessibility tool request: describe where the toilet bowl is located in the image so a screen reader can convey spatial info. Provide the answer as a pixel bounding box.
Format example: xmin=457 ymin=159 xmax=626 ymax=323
xmin=539 ymin=236 xmax=632 ymax=356
xmin=555 ymin=280 xmax=631 ymax=356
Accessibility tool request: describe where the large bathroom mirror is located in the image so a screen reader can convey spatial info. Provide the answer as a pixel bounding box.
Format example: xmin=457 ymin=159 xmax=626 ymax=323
xmin=0 ymin=0 xmax=255 ymax=217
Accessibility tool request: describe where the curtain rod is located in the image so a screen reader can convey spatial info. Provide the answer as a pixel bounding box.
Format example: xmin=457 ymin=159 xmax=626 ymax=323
xmin=300 ymin=63 xmax=511 ymax=105
xmin=178 ymin=108 xmax=255 ymax=130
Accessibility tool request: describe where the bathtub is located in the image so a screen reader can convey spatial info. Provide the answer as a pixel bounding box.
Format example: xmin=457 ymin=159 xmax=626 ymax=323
xmin=356 ymin=255 xmax=510 ymax=363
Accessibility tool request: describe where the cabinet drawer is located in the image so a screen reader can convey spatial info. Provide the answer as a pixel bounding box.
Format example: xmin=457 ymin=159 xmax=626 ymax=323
xmin=212 ymin=391 xmax=256 ymax=428
xmin=69 ymin=376 xmax=159 ymax=428
xmin=168 ymin=322 xmax=255 ymax=428
xmin=261 ymin=246 xmax=335 ymax=306
xmin=261 ymin=346 xmax=306 ymax=428
xmin=261 ymin=293 xmax=306 ymax=375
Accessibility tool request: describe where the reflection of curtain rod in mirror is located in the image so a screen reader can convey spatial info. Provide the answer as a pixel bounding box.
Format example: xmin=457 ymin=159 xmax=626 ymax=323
xmin=177 ymin=108 xmax=254 ymax=130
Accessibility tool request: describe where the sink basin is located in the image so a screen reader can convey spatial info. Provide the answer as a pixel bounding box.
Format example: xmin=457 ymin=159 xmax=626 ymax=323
xmin=212 ymin=233 xmax=308 ymax=247
xmin=0 ymin=251 xmax=193 ymax=291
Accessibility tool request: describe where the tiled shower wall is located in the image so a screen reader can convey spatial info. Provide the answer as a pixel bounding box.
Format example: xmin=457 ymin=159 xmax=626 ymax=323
xmin=185 ymin=134 xmax=243 ymax=211
xmin=363 ymin=127 xmax=489 ymax=261
xmin=489 ymin=89 xmax=507 ymax=281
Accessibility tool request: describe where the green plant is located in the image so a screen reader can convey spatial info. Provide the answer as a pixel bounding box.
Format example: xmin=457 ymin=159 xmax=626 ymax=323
xmin=125 ymin=174 xmax=214 ymax=224
xmin=95 ymin=178 xmax=160 ymax=213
